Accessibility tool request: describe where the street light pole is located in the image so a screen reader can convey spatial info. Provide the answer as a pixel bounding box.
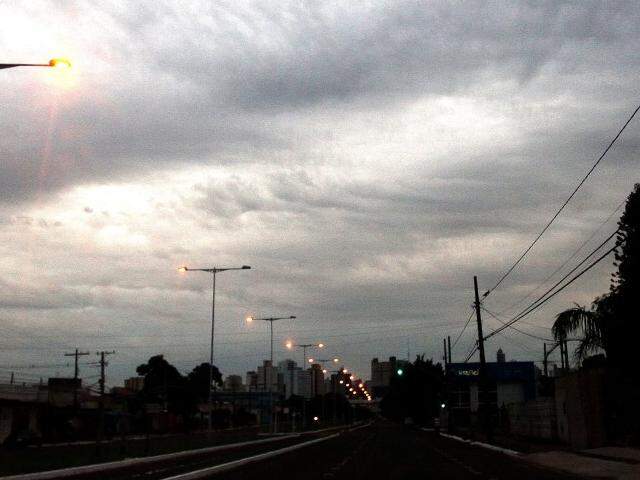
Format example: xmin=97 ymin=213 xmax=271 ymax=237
xmin=285 ymin=341 xmax=325 ymax=430
xmin=246 ymin=316 xmax=296 ymax=364
xmin=246 ymin=315 xmax=295 ymax=434
xmin=179 ymin=265 xmax=251 ymax=437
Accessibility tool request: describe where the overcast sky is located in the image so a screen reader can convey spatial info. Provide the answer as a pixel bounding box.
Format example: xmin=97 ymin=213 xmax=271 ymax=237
xmin=1 ymin=1 xmax=639 ymax=387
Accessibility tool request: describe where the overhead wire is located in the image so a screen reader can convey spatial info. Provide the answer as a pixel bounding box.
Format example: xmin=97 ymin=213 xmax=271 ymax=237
xmin=496 ymin=198 xmax=626 ymax=316
xmin=484 ymin=103 xmax=640 ymax=299
xmin=451 ymin=308 xmax=474 ymax=350
xmin=485 ymin=237 xmax=621 ymax=341
xmin=481 ymin=306 xmax=554 ymax=342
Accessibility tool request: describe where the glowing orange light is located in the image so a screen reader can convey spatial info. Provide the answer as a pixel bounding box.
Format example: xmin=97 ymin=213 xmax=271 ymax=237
xmin=285 ymin=341 xmax=293 ymax=349
xmin=178 ymin=266 xmax=187 ymax=273
xmin=49 ymin=58 xmax=71 ymax=69
xmin=318 ymin=343 xmax=324 ymax=348
xmin=245 ymin=316 xmax=253 ymax=323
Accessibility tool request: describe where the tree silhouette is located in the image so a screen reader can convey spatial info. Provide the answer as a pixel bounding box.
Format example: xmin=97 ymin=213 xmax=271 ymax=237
xmin=187 ymin=363 xmax=223 ymax=403
xmin=552 ymin=183 xmax=640 ymax=367
xmin=136 ymin=355 xmax=192 ymax=415
xmin=380 ymin=355 xmax=443 ymax=425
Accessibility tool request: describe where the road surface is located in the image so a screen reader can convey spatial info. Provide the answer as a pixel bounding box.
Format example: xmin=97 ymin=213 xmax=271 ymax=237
xmin=210 ymin=420 xmax=579 ymax=480
xmin=2 ymin=421 xmax=582 ymax=479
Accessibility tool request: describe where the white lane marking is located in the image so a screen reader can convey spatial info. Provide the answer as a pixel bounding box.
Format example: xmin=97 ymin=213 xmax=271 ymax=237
xmin=0 ymin=435 xmax=300 ymax=480
xmin=161 ymin=433 xmax=341 ymax=480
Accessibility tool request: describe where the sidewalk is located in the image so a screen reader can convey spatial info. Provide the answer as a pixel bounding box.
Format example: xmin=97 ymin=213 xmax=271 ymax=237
xmin=444 ymin=428 xmax=640 ymax=479
xmin=525 ymin=448 xmax=640 ymax=479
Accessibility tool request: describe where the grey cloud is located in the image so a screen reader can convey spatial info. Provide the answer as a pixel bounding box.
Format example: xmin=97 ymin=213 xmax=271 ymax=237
xmin=2 ymin=1 xmax=640 ymax=205
xmin=1 ymin=1 xmax=639 ymax=383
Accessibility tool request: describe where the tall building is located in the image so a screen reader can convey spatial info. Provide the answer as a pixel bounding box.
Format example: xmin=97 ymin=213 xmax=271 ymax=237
xmin=297 ymin=369 xmax=312 ymax=399
xmin=223 ymin=374 xmax=245 ymax=393
xmin=310 ymin=364 xmax=325 ymax=397
xmin=370 ymin=356 xmax=398 ymax=388
xmin=277 ymin=359 xmax=300 ymax=398
xmin=246 ymin=371 xmax=258 ymax=392
xmin=257 ymin=360 xmax=279 ymax=392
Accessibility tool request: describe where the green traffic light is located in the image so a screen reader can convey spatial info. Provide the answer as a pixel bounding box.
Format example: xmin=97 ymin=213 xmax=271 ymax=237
xmin=397 ymin=368 xmax=403 ymax=376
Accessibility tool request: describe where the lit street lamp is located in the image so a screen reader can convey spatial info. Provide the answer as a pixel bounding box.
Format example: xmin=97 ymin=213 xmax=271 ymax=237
xmin=0 ymin=58 xmax=71 ymax=70
xmin=246 ymin=315 xmax=296 ymax=364
xmin=285 ymin=341 xmax=325 ymax=366
xmin=178 ymin=264 xmax=251 ymax=435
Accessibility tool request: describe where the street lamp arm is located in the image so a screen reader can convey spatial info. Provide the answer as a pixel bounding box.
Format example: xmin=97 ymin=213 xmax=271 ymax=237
xmin=0 ymin=63 xmax=51 ymax=69
xmin=1 ymin=59 xmax=71 ymax=70
xmin=250 ymin=316 xmax=296 ymax=322
xmin=179 ymin=265 xmax=251 ymax=273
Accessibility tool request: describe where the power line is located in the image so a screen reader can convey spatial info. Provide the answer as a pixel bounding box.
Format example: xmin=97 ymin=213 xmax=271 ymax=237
xmin=496 ymin=198 xmax=625 ymax=316
xmin=485 ymin=103 xmax=640 ymax=299
xmin=485 ymin=238 xmax=620 ymax=341
xmin=481 ymin=306 xmax=554 ymax=342
xmin=451 ymin=309 xmax=474 ymax=350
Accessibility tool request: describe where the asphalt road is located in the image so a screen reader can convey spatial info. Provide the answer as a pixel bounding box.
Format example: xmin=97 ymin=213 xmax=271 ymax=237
xmin=209 ymin=420 xmax=581 ymax=480
xmin=2 ymin=422 xmax=584 ymax=480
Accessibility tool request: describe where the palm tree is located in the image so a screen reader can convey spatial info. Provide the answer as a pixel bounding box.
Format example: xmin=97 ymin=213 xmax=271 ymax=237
xmin=552 ymin=302 xmax=606 ymax=361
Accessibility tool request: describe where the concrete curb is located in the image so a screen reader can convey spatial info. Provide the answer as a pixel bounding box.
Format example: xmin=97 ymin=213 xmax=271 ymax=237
xmin=427 ymin=430 xmax=521 ymax=456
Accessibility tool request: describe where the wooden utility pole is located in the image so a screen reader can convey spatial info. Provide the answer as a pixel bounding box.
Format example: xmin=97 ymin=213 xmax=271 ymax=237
xmin=64 ymin=349 xmax=89 ymax=409
xmin=473 ymin=276 xmax=490 ymax=439
xmin=64 ymin=348 xmax=90 ymax=380
xmin=543 ymin=343 xmax=548 ymax=376
xmin=96 ymin=350 xmax=115 ymax=456
xmin=447 ymin=336 xmax=452 ymax=364
xmin=473 ymin=276 xmax=486 ymax=367
xmin=443 ymin=338 xmax=448 ymax=365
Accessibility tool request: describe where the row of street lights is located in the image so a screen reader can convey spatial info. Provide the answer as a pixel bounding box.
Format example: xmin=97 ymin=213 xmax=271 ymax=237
xmin=179 ymin=264 xmax=339 ymax=434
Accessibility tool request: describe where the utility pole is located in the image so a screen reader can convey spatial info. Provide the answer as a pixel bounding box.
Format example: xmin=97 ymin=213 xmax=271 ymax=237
xmin=96 ymin=350 xmax=115 ymax=456
xmin=473 ymin=276 xmax=486 ymax=366
xmin=64 ymin=348 xmax=90 ymax=379
xmin=473 ymin=276 xmax=490 ymax=439
xmin=447 ymin=336 xmax=452 ymax=364
xmin=443 ymin=338 xmax=448 ymax=366
xmin=563 ymin=340 xmax=570 ymax=371
xmin=64 ymin=349 xmax=89 ymax=409
xmin=543 ymin=343 xmax=548 ymax=376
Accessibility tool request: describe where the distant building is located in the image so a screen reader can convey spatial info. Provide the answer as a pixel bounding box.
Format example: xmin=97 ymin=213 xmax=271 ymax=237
xmin=246 ymin=371 xmax=258 ymax=392
xmin=310 ymin=364 xmax=325 ymax=397
xmin=223 ymin=375 xmax=245 ymax=393
xmin=257 ymin=360 xmax=279 ymax=393
xmin=277 ymin=359 xmax=300 ymax=398
xmin=124 ymin=376 xmax=145 ymax=392
xmin=446 ymin=360 xmax=537 ymax=425
xmin=48 ymin=378 xmax=80 ymax=407
xmin=297 ymin=369 xmax=312 ymax=399
xmin=370 ymin=356 xmax=407 ymax=397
